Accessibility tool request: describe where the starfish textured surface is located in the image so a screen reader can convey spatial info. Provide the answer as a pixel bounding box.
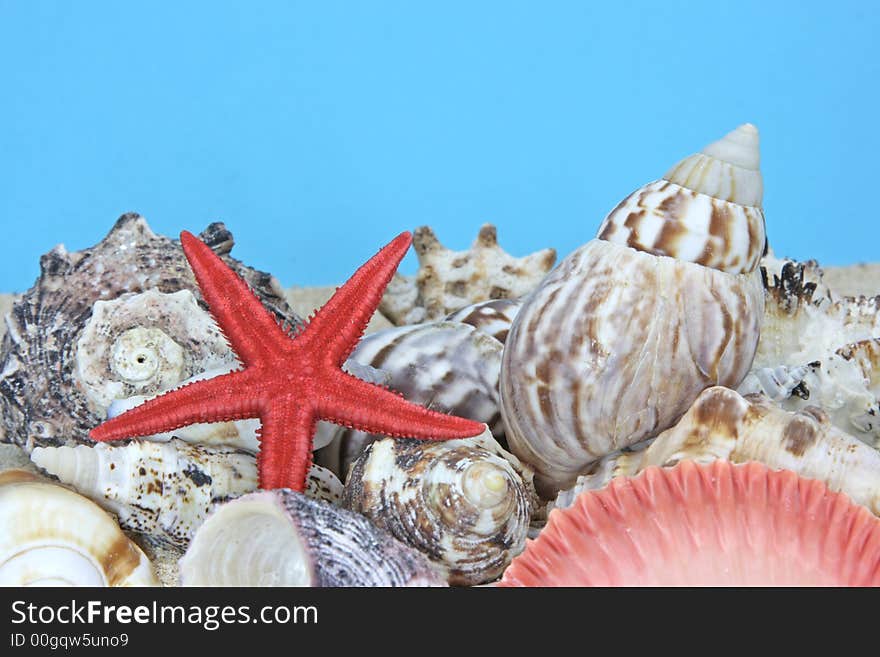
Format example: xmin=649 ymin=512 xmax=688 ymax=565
xmin=90 ymin=230 xmax=485 ymax=491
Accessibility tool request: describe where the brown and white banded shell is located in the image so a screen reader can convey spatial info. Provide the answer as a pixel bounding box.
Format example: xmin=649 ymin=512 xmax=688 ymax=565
xmin=342 ymin=432 xmax=533 ymax=586
xmin=179 ymin=489 xmax=445 ymax=586
xmin=314 ymin=320 xmax=506 ymax=478
xmin=379 ymin=224 xmax=555 ymax=325
xmin=500 ymin=125 xmax=766 ymax=496
xmin=553 ymin=386 xmax=880 ymax=517
xmin=445 ymin=298 xmax=522 ymax=344
xmin=0 ymin=470 xmax=158 ymax=586
xmin=30 ymin=438 xmax=343 ymax=548
xmin=0 ymin=215 xmax=303 ymax=452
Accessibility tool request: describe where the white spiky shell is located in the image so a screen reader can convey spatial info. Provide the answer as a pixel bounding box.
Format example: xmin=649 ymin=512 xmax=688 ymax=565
xmin=552 ymin=387 xmax=880 ymax=517
xmin=342 ymin=431 xmax=534 ymax=586
xmin=500 ymin=125 xmax=767 ymax=496
xmin=74 ymin=289 xmax=237 ymax=415
xmin=315 ymin=320 xmax=506 ymax=478
xmin=379 ymin=224 xmax=556 ymax=325
xmin=30 ymin=439 xmax=343 ymax=547
xmin=0 ymin=470 xmax=157 ymax=586
xmin=179 ymin=490 xmax=445 ymax=586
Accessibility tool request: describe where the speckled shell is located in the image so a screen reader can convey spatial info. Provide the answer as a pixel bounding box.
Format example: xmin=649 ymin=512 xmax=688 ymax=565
xmin=29 ymin=438 xmax=343 ymax=548
xmin=445 ymin=298 xmax=522 ymax=344
xmin=179 ymin=489 xmax=445 ymax=586
xmin=552 ymin=386 xmax=880 ymax=517
xmin=500 ymin=125 xmax=766 ymax=496
xmin=379 ymin=224 xmax=555 ymax=325
xmin=740 ymin=339 xmax=880 ymax=447
xmin=0 ymin=470 xmax=158 ymax=586
xmin=342 ymin=432 xmax=533 ymax=585
xmin=0 ymin=215 xmax=303 ymax=452
xmin=314 ymin=320 xmax=506 ymax=479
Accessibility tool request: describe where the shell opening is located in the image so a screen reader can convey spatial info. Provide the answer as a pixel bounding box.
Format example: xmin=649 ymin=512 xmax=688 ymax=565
xmin=180 ymin=498 xmax=311 ymax=586
xmin=0 ymin=545 xmax=107 ymax=587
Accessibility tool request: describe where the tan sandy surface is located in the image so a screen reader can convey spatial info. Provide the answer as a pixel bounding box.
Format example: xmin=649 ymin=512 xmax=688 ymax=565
xmin=0 ymin=287 xmax=392 ymax=586
xmin=823 ymin=264 xmax=880 ymax=298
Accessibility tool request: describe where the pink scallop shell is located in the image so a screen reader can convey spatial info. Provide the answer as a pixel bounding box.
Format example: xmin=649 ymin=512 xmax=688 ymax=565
xmin=500 ymin=461 xmax=880 ymax=586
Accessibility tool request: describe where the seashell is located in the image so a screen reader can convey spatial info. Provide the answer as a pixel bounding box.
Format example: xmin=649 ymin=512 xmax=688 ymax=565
xmin=379 ymin=224 xmax=556 ymax=325
xmin=445 ymin=298 xmax=522 ymax=344
xmin=75 ymin=289 xmax=236 ymax=416
xmin=500 ymin=125 xmax=766 ymax=496
xmin=30 ymin=438 xmax=344 ymax=547
xmin=740 ymin=340 xmax=880 ymax=447
xmin=759 ymin=248 xmax=832 ymax=305
xmin=314 ymin=320 xmax=506 ymax=478
xmin=552 ymin=386 xmax=880 ymax=516
xmin=501 ymin=461 xmax=880 ymax=586
xmin=179 ymin=489 xmax=446 ymax=586
xmin=342 ymin=431 xmax=533 ymax=585
xmin=0 ymin=214 xmax=302 ymax=452
xmin=0 ymin=470 xmax=158 ymax=586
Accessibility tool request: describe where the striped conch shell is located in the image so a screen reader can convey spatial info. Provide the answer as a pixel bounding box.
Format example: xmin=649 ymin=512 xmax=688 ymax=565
xmin=342 ymin=431 xmax=534 ymax=585
xmin=179 ymin=490 xmax=445 ymax=586
xmin=553 ymin=386 xmax=880 ymax=517
xmin=30 ymin=438 xmax=343 ymax=547
xmin=0 ymin=470 xmax=157 ymax=586
xmin=314 ymin=320 xmax=506 ymax=478
xmin=500 ymin=125 xmax=766 ymax=496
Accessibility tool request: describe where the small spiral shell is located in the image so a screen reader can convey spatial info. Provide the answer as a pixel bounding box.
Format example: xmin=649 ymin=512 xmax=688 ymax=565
xmin=179 ymin=490 xmax=445 ymax=586
xmin=0 ymin=470 xmax=157 ymax=586
xmin=342 ymin=433 xmax=532 ymax=585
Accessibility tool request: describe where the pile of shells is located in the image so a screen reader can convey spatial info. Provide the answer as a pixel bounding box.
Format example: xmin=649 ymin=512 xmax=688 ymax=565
xmin=3 ymin=122 xmax=880 ymax=587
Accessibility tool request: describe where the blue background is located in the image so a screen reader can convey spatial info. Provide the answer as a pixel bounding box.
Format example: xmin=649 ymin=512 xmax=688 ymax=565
xmin=1 ymin=1 xmax=877 ymax=293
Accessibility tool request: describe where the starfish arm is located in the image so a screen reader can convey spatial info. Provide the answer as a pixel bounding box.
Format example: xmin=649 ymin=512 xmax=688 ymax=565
xmin=318 ymin=370 xmax=486 ymax=440
xmin=89 ymin=370 xmax=260 ymax=442
xmin=180 ymin=231 xmax=291 ymax=366
xmin=256 ymin=400 xmax=316 ymax=492
xmin=305 ymin=232 xmax=412 ymax=365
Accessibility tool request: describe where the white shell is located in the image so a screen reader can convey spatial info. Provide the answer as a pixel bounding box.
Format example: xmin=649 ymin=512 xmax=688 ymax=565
xmin=0 ymin=470 xmax=157 ymax=586
xmin=553 ymin=387 xmax=880 ymax=517
xmin=30 ymin=439 xmax=343 ymax=547
xmin=499 ymin=126 xmax=766 ymax=496
xmin=179 ymin=490 xmax=445 ymax=586
xmin=445 ymin=298 xmax=522 ymax=344
xmin=342 ymin=430 xmax=534 ymax=585
xmin=379 ymin=224 xmax=556 ymax=325
xmin=74 ymin=289 xmax=236 ymax=416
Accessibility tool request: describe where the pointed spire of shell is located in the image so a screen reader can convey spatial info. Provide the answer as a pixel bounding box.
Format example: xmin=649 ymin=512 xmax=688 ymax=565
xmin=596 ymin=124 xmax=767 ymax=274
xmin=664 ymin=123 xmax=763 ymax=207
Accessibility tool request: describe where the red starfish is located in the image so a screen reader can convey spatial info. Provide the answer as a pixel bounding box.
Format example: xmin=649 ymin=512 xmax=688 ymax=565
xmin=90 ymin=230 xmax=485 ymax=491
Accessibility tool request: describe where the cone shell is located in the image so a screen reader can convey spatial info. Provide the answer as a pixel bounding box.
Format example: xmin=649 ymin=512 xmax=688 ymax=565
xmin=501 ymin=461 xmax=880 ymax=586
xmin=343 ymin=433 xmax=533 ymax=585
xmin=379 ymin=224 xmax=555 ymax=325
xmin=553 ymin=386 xmax=880 ymax=517
xmin=500 ymin=126 xmax=766 ymax=496
xmin=179 ymin=489 xmax=445 ymax=586
xmin=315 ymin=320 xmax=506 ymax=478
xmin=0 ymin=215 xmax=302 ymax=452
xmin=0 ymin=470 xmax=157 ymax=586
xmin=30 ymin=438 xmax=343 ymax=547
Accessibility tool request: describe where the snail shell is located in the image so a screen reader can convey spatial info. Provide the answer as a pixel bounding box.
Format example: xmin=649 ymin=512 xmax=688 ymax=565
xmin=179 ymin=489 xmax=445 ymax=586
xmin=0 ymin=215 xmax=302 ymax=452
xmin=342 ymin=432 xmax=533 ymax=585
xmin=552 ymin=386 xmax=880 ymax=517
xmin=500 ymin=125 xmax=766 ymax=496
xmin=0 ymin=470 xmax=157 ymax=586
xmin=314 ymin=320 xmax=506 ymax=478
xmin=30 ymin=438 xmax=343 ymax=547
xmin=445 ymin=298 xmax=522 ymax=344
